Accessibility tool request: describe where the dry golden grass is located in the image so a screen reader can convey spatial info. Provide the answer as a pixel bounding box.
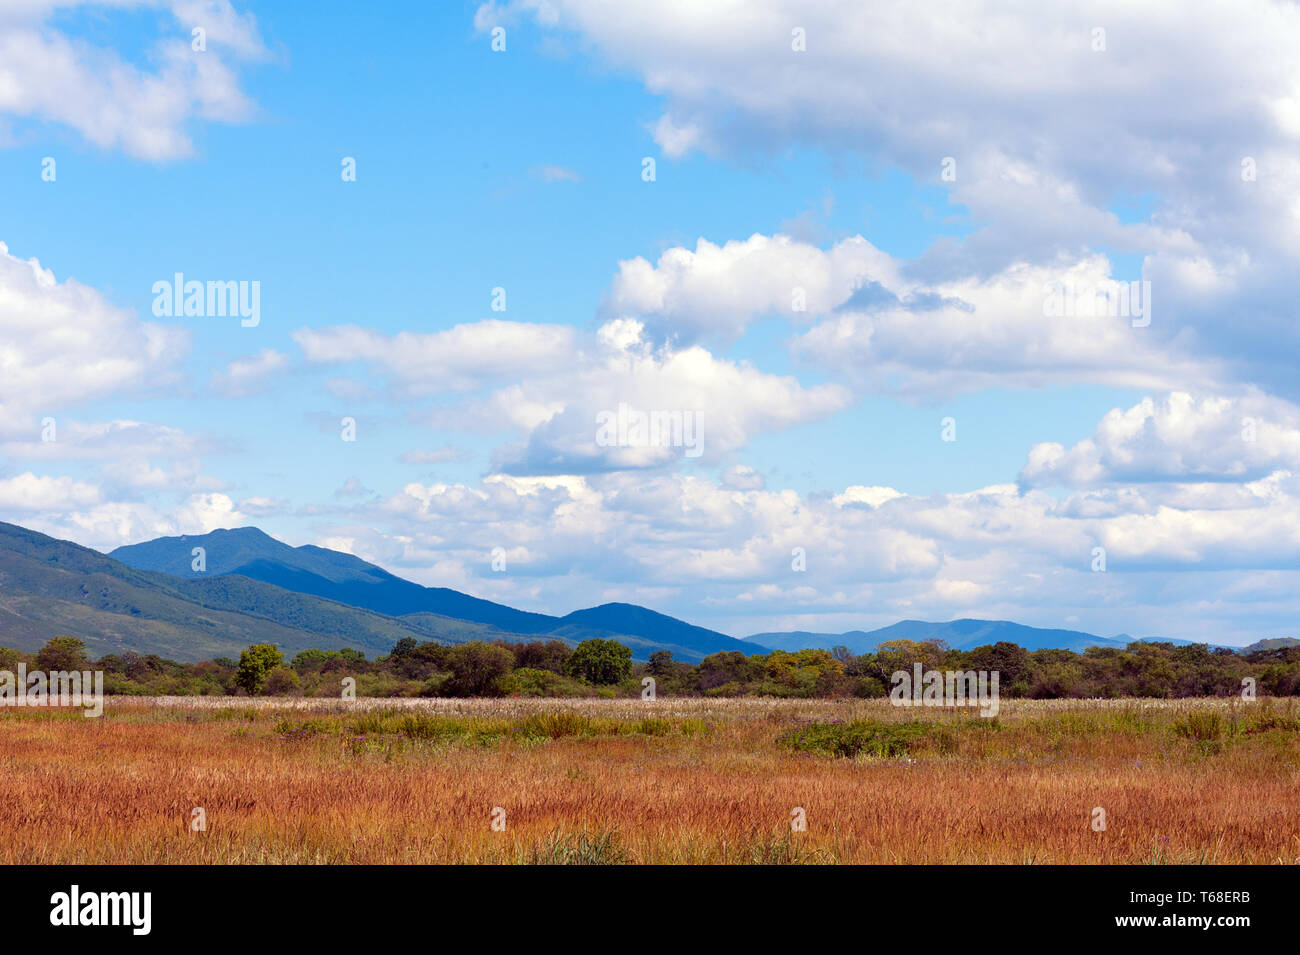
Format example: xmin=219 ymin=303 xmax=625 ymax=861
xmin=2 ymin=696 xmax=1298 ymax=864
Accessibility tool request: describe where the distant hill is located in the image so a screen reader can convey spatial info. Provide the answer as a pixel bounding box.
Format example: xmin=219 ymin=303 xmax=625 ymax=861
xmin=0 ymin=521 xmax=449 ymax=661
xmin=111 ymin=528 xmax=558 ymax=634
xmin=555 ymin=603 xmax=761 ymax=657
xmin=6 ymin=520 xmax=1252 ymax=665
xmin=1240 ymin=637 xmax=1300 ymax=654
xmin=748 ymin=619 xmax=1141 ymax=654
xmin=109 ymin=527 xmax=767 ymax=662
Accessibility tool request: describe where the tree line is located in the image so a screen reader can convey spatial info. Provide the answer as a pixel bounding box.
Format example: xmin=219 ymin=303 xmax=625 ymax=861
xmin=3 ymin=633 xmax=1299 ymax=699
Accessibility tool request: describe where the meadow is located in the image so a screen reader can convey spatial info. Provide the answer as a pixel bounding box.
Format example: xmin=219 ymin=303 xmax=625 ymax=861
xmin=2 ymin=697 xmax=1298 ymax=864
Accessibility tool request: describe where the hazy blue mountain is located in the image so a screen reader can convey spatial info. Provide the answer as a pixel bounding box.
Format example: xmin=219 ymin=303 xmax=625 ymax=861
xmin=556 ymin=603 xmax=765 ymax=657
xmin=11 ymin=520 xmax=1240 ymax=665
xmin=111 ymin=528 xmax=559 ymax=634
xmin=0 ymin=521 xmax=451 ymax=660
xmin=747 ymin=619 xmax=1133 ymax=653
xmin=109 ymin=527 xmax=768 ymax=661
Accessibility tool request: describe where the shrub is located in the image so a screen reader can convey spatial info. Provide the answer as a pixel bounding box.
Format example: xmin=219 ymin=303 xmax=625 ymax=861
xmin=499 ymin=667 xmax=591 ymax=697
xmin=566 ymin=639 xmax=633 ymax=686
xmin=263 ymin=666 xmax=301 ymax=695
xmin=781 ymin=719 xmax=969 ymax=758
xmin=1173 ymin=710 xmax=1223 ymax=741
xmin=236 ymin=644 xmax=284 ymax=695
xmin=442 ymin=642 xmax=515 ymax=696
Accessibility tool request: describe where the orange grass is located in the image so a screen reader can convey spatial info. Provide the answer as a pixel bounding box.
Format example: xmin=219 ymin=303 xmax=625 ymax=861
xmin=1 ymin=697 xmax=1298 ymax=864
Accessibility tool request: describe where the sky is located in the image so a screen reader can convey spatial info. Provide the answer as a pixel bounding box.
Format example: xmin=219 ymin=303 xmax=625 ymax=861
xmin=2 ymin=0 xmax=1300 ymax=646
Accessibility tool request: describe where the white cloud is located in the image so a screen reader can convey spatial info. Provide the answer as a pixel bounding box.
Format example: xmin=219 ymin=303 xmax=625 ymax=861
xmin=211 ymin=348 xmax=289 ymax=397
xmin=492 ymin=0 xmax=1300 ymax=397
xmin=2 ymin=487 xmax=246 ymax=552
xmin=0 ymin=1 xmax=268 ymax=160
xmin=294 ymin=320 xmax=577 ymax=395
xmin=721 ymin=464 xmax=765 ymax=490
xmin=299 ymin=316 xmax=850 ymax=474
xmin=291 ymin=460 xmax=1300 ymax=644
xmin=603 ymin=233 xmax=898 ymax=343
xmin=0 ymin=473 xmax=100 ymax=510
xmin=1021 ymin=391 xmax=1300 ymax=486
xmin=603 ymin=233 xmax=1218 ymax=396
xmin=0 ymin=242 xmax=189 ymax=434
xmin=482 ymin=320 xmax=852 ymax=472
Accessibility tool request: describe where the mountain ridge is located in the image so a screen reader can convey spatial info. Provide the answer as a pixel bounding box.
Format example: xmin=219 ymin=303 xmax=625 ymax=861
xmin=745 ymin=618 xmax=1218 ymax=654
xmin=2 ymin=520 xmax=1259 ymax=663
xmin=109 ymin=526 xmax=761 ymax=660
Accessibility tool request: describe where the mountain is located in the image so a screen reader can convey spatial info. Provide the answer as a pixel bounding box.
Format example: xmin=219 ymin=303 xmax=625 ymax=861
xmin=8 ymin=520 xmax=1238 ymax=666
xmin=1240 ymin=637 xmax=1300 ymax=655
xmin=747 ymin=619 xmax=1137 ymax=654
xmin=111 ymin=528 xmax=558 ymax=634
xmin=554 ymin=603 xmax=757 ymax=658
xmin=109 ymin=526 xmax=768 ymax=662
xmin=0 ymin=521 xmax=452 ymax=661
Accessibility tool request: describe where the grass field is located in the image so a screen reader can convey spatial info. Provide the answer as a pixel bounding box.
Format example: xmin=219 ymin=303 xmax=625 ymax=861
xmin=2 ymin=696 xmax=1298 ymax=864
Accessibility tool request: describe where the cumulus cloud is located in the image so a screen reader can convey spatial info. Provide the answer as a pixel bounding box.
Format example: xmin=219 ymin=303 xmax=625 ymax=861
xmin=603 ymin=233 xmax=1218 ymax=396
xmin=477 ymin=320 xmax=851 ymax=473
xmin=0 ymin=1 xmax=268 ymax=160
xmin=0 ymin=473 xmax=100 ymax=510
xmin=5 ymin=489 xmax=247 ymax=552
xmin=602 ymin=233 xmax=898 ymax=343
xmin=491 ymin=0 xmax=1300 ymax=397
xmin=1021 ymin=391 xmax=1300 ymax=486
xmin=299 ymin=317 xmax=850 ymax=474
xmin=211 ymin=348 xmax=289 ymax=397
xmin=0 ymin=242 xmax=189 ymax=434
xmin=281 ymin=462 xmax=1300 ymax=644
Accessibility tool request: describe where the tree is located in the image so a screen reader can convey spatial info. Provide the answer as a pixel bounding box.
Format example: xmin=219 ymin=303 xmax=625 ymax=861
xmin=36 ymin=636 xmax=88 ymax=672
xmin=236 ymin=644 xmax=284 ymax=695
xmin=648 ymin=650 xmax=675 ymax=678
xmin=567 ymin=638 xmax=633 ymax=685
xmin=445 ymin=642 xmax=515 ymax=696
xmin=509 ymin=640 xmax=572 ymax=674
xmin=264 ymin=666 xmax=301 ymax=695
xmin=968 ymin=641 xmax=1031 ymax=692
xmin=389 ymin=637 xmax=418 ymax=661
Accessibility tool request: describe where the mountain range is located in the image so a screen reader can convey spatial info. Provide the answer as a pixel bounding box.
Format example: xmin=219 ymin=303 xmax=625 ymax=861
xmin=0 ymin=521 xmax=756 ymax=662
xmin=743 ymin=619 xmax=1211 ymax=654
xmin=0 ymin=519 xmax=1264 ymax=663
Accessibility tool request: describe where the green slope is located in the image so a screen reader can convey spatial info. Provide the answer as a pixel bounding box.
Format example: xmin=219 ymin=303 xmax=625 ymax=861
xmin=0 ymin=521 xmax=447 ymax=661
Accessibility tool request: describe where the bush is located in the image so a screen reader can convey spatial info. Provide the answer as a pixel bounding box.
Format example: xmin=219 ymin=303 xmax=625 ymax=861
xmin=499 ymin=667 xmax=592 ymax=697
xmin=782 ymin=719 xmax=967 ymax=758
xmin=567 ymin=639 xmax=633 ymax=685
xmin=263 ymin=666 xmax=301 ymax=695
xmin=445 ymin=642 xmax=515 ymax=696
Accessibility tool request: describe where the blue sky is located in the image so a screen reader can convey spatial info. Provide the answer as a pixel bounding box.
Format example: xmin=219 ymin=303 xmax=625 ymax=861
xmin=3 ymin=1 xmax=1300 ymax=646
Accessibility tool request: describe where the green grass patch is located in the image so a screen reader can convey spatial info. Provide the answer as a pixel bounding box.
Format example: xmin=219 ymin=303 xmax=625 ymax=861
xmin=781 ymin=718 xmax=993 ymax=758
